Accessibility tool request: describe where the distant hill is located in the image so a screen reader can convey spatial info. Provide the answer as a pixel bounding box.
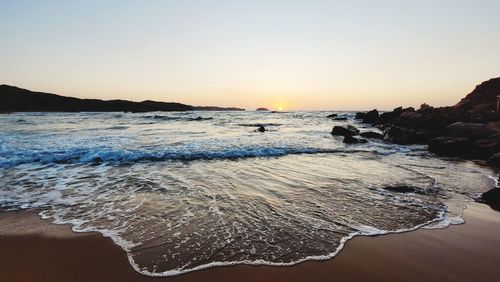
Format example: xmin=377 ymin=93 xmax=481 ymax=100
xmin=0 ymin=85 xmax=245 ymax=112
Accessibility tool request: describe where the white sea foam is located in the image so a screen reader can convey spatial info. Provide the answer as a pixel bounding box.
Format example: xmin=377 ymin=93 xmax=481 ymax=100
xmin=0 ymin=111 xmax=496 ymax=276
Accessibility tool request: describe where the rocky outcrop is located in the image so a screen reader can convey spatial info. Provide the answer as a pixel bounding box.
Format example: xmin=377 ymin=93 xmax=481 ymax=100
xmin=446 ymin=122 xmax=496 ymax=138
xmin=428 ymin=134 xmax=500 ymax=158
xmin=256 ymin=108 xmax=269 ymax=111
xmin=454 ymin=77 xmax=500 ymax=118
xmin=362 ymin=109 xmax=379 ymax=124
xmin=377 ymin=107 xmax=406 ymax=124
xmin=354 ymin=77 xmax=500 ymax=161
xmin=258 ymin=125 xmax=266 ymax=132
xmin=326 ymin=113 xmax=337 ymax=118
xmin=481 ymin=188 xmax=500 ymax=211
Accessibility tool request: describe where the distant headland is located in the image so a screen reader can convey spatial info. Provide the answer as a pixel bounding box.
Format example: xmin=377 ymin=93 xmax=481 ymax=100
xmin=0 ymin=85 xmax=245 ymax=113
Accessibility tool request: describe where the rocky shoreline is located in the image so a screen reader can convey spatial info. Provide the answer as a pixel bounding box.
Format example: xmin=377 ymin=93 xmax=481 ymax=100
xmin=331 ymin=77 xmax=500 ymax=210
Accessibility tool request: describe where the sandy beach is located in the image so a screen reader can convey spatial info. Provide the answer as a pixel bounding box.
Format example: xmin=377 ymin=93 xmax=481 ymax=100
xmin=1 ymin=202 xmax=499 ymax=282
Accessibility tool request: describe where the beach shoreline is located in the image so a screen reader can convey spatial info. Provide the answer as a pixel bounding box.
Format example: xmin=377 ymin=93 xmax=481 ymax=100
xmin=1 ymin=202 xmax=499 ymax=282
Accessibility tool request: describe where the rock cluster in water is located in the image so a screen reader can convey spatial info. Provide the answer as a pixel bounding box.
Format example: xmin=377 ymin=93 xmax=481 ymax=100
xmin=353 ymin=77 xmax=500 ymax=162
xmin=350 ymin=77 xmax=500 ymax=210
xmin=330 ymin=125 xmax=381 ymax=144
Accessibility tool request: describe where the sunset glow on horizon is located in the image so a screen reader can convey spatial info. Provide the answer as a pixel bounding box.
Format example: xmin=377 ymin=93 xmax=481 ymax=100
xmin=1 ymin=0 xmax=500 ymax=110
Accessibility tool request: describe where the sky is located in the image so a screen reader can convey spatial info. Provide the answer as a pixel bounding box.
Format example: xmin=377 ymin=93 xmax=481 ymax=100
xmin=1 ymin=0 xmax=500 ymax=111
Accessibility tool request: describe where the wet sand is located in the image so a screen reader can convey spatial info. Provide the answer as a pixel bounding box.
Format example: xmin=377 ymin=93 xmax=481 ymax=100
xmin=1 ymin=202 xmax=499 ymax=282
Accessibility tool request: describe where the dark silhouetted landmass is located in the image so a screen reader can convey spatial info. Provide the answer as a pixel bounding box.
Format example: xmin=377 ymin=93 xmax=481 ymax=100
xmin=256 ymin=107 xmax=269 ymax=111
xmin=0 ymin=85 xmax=244 ymax=112
xmin=194 ymin=106 xmax=245 ymax=111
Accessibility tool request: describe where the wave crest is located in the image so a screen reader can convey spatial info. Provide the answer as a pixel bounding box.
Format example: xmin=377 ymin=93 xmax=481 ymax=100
xmin=0 ymin=146 xmax=328 ymax=167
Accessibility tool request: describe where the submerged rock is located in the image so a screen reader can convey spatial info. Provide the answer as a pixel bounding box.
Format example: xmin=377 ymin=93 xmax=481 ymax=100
xmin=258 ymin=125 xmax=266 ymax=132
xmin=347 ymin=125 xmax=360 ymax=134
xmin=384 ymin=185 xmax=418 ymax=193
xmin=481 ymin=188 xmax=500 ymax=211
xmin=326 ymin=113 xmax=338 ymax=118
xmin=343 ymin=135 xmax=367 ymax=144
xmin=333 ymin=117 xmax=348 ymax=121
xmin=360 ymin=131 xmax=383 ymax=139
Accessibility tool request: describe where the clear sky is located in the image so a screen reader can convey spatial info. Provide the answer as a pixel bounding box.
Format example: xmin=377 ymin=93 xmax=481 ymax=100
xmin=1 ymin=0 xmax=499 ymax=110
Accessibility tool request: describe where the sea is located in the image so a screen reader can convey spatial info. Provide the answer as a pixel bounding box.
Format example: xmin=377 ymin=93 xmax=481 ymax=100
xmin=0 ymin=111 xmax=496 ymax=276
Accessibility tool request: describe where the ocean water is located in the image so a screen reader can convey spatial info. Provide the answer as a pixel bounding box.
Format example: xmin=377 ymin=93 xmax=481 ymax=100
xmin=0 ymin=111 xmax=496 ymax=276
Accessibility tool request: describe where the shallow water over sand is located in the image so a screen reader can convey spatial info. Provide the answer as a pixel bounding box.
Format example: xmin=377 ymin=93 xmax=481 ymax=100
xmin=0 ymin=111 xmax=496 ymax=276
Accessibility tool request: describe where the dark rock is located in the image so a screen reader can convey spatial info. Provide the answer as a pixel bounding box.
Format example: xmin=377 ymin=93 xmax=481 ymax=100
xmin=326 ymin=113 xmax=338 ymax=118
xmin=487 ymin=152 xmax=500 ymax=166
xmin=481 ymin=188 xmax=500 ymax=211
xmin=343 ymin=135 xmax=367 ymax=144
xmin=333 ymin=117 xmax=348 ymax=121
xmin=362 ymin=109 xmax=379 ymax=124
xmin=428 ymin=135 xmax=500 ymax=158
xmin=331 ymin=126 xmax=359 ymax=137
xmin=256 ymin=107 xmax=269 ymax=111
xmin=377 ymin=107 xmax=416 ymax=126
xmin=400 ymin=111 xmax=423 ymax=120
xmin=446 ymin=122 xmax=495 ymax=138
xmin=350 ymin=77 xmax=500 ymax=162
xmin=454 ymin=77 xmax=500 ymax=114
xmin=486 ymin=122 xmax=500 ymax=135
xmin=347 ymin=125 xmax=360 ymax=134
xmin=419 ymin=103 xmax=434 ymax=111
xmin=190 ymin=116 xmax=213 ymax=121
xmin=355 ymin=112 xmax=366 ymax=120
xmin=383 ymin=126 xmax=426 ymax=145
xmin=258 ymin=125 xmax=266 ymax=132
xmin=384 ymin=185 xmax=418 ymax=193
xmin=360 ymin=131 xmax=383 ymax=139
